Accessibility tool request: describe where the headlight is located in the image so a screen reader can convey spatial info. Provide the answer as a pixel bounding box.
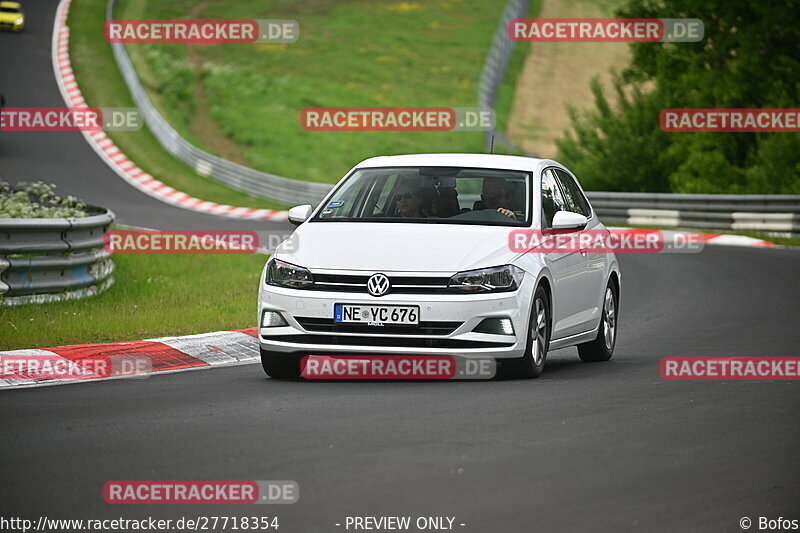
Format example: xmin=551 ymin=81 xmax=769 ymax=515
xmin=15 ymin=17 xmax=23 ymax=25
xmin=448 ymin=265 xmax=525 ymax=293
xmin=266 ymin=258 xmax=314 ymax=288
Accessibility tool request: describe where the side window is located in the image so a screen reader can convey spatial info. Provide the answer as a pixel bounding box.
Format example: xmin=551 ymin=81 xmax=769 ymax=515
xmin=320 ymin=175 xmax=373 ymax=218
xmin=371 ymin=175 xmax=398 ymax=216
xmin=540 ymin=169 xmax=567 ymax=228
xmin=554 ymin=169 xmax=591 ymax=217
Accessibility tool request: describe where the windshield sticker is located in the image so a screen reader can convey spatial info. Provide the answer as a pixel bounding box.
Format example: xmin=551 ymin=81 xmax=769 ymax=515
xmin=327 ymin=200 xmax=345 ymax=208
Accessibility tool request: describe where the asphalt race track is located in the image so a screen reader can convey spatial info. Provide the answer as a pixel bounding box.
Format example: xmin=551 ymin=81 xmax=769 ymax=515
xmin=2 ymin=246 xmax=799 ymax=532
xmin=0 ymin=0 xmax=291 ymax=233
xmin=2 ymin=2 xmax=800 ymax=533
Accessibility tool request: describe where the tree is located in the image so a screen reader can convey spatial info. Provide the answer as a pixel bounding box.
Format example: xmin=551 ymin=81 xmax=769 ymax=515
xmin=556 ymin=0 xmax=800 ymax=193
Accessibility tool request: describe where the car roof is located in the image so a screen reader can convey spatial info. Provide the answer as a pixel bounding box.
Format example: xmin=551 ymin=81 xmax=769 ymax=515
xmin=0 ymin=1 xmax=22 ymax=8
xmin=355 ymin=153 xmax=554 ymax=173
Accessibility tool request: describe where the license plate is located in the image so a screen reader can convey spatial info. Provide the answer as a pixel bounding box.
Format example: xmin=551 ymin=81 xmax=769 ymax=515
xmin=334 ymin=304 xmax=419 ymax=325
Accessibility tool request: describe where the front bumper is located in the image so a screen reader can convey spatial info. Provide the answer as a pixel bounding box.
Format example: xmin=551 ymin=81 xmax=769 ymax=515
xmin=258 ymin=274 xmax=535 ymax=359
xmin=0 ymin=20 xmax=24 ymax=32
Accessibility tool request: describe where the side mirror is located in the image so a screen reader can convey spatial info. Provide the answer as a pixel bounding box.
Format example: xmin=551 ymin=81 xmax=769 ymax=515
xmin=551 ymin=210 xmax=588 ymax=230
xmin=287 ymin=204 xmax=313 ymax=226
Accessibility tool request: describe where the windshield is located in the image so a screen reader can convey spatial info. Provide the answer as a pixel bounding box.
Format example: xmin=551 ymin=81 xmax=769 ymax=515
xmin=0 ymin=7 xmax=21 ymax=13
xmin=313 ymin=166 xmax=531 ymax=226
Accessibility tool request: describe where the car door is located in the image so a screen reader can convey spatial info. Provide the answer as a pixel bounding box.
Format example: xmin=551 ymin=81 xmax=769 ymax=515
xmin=540 ymin=168 xmax=590 ymax=340
xmin=553 ymin=167 xmax=605 ymax=331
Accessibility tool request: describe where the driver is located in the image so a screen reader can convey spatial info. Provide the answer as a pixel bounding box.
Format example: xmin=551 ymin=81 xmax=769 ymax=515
xmin=480 ymin=177 xmax=516 ymax=218
xmin=395 ymin=177 xmax=427 ymax=218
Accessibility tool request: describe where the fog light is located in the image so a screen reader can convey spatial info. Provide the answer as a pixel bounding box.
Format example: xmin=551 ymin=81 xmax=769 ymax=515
xmin=473 ymin=317 xmax=515 ymax=335
xmin=261 ymin=310 xmax=288 ymax=327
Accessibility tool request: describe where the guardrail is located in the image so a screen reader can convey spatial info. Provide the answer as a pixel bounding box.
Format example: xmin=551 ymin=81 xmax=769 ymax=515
xmin=478 ymin=0 xmax=532 ymax=153
xmin=0 ymin=209 xmax=115 ymax=306
xmin=587 ymin=192 xmax=800 ymax=237
xmin=105 ymin=0 xmax=330 ymax=207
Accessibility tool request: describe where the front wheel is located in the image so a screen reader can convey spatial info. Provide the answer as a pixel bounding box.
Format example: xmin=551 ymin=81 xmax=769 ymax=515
xmin=502 ymin=286 xmax=549 ymax=379
xmin=578 ymin=282 xmax=618 ymax=362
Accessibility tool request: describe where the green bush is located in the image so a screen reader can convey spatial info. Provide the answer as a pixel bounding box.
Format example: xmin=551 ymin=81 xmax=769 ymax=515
xmin=0 ymin=181 xmax=88 ymax=218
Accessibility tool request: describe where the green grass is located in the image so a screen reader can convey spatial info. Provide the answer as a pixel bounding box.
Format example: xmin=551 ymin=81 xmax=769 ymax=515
xmin=0 ymin=254 xmax=266 ymax=350
xmin=118 ymin=0 xmax=514 ymax=183
xmin=68 ymin=0 xmax=287 ymax=210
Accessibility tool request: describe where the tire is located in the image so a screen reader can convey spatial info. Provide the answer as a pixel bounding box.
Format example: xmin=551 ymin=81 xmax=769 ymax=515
xmin=501 ymin=285 xmax=550 ymax=379
xmin=578 ymin=281 xmax=618 ymax=362
xmin=260 ymin=349 xmax=301 ymax=379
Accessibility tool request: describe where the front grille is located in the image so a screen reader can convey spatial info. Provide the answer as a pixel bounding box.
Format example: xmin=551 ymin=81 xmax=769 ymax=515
xmin=308 ymin=273 xmax=451 ymax=294
xmin=262 ymin=334 xmax=514 ymax=349
xmin=295 ymin=317 xmax=461 ymax=335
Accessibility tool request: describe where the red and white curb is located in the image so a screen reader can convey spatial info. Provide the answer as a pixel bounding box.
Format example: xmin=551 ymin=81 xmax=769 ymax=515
xmin=610 ymin=228 xmax=774 ymax=248
xmin=700 ymin=233 xmax=774 ymax=247
xmin=0 ymin=328 xmax=260 ymax=389
xmin=51 ymin=0 xmax=287 ymax=222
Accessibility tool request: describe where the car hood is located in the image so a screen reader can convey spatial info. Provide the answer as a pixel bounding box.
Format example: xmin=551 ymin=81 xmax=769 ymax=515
xmin=0 ymin=13 xmax=22 ymax=22
xmin=275 ymin=222 xmax=520 ymax=273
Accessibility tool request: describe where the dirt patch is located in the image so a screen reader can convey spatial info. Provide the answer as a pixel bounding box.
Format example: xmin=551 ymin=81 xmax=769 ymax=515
xmin=507 ymin=0 xmax=630 ymax=158
xmin=183 ymin=0 xmax=250 ymax=164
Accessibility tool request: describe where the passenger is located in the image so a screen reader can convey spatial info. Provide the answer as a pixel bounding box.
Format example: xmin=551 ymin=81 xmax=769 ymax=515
xmin=477 ymin=177 xmax=515 ymax=218
xmin=395 ymin=177 xmax=427 ymax=218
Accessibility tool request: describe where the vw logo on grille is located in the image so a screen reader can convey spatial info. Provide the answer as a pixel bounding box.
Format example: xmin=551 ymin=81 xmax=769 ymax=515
xmin=367 ymin=273 xmax=391 ymax=297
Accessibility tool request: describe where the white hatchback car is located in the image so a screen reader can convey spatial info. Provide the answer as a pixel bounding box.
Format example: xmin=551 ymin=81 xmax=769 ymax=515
xmin=258 ymin=154 xmax=620 ymax=379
